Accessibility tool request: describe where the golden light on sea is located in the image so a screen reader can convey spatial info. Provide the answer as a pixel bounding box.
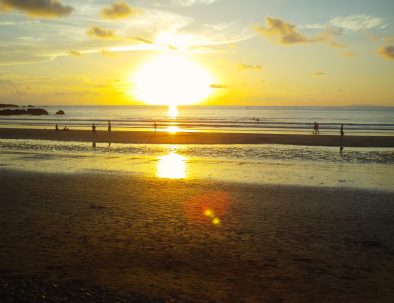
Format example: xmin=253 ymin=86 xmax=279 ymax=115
xmin=132 ymin=53 xmax=214 ymax=107
xmin=168 ymin=104 xmax=178 ymax=118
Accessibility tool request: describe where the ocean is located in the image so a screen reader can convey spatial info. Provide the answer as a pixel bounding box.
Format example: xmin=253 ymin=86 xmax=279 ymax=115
xmin=1 ymin=105 xmax=393 ymax=135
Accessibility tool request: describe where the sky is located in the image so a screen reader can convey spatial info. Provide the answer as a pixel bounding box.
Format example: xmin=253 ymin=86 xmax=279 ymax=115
xmin=0 ymin=0 xmax=393 ymax=106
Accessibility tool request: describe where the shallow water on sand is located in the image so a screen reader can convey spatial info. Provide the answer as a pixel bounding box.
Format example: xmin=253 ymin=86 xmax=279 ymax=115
xmin=0 ymin=139 xmax=393 ymax=191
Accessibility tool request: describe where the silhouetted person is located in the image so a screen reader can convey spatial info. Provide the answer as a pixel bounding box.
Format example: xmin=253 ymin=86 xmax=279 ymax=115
xmin=154 ymin=122 xmax=157 ymax=132
xmin=340 ymin=124 xmax=344 ymax=137
xmin=92 ymin=123 xmax=96 ymax=133
xmin=312 ymin=122 xmax=317 ymax=135
xmin=108 ymin=120 xmax=111 ymax=132
xmin=63 ymin=126 xmax=69 ymax=131
xmin=316 ymin=123 xmax=320 ymax=135
xmin=55 ymin=124 xmax=59 ymax=131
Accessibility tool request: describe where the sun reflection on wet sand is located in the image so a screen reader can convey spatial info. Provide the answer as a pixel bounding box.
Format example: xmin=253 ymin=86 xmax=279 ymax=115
xmin=166 ymin=125 xmax=180 ymax=133
xmin=157 ymin=147 xmax=187 ymax=179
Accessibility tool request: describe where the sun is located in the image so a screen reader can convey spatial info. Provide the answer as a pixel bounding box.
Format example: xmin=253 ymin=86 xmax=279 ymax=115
xmin=132 ymin=53 xmax=214 ymax=106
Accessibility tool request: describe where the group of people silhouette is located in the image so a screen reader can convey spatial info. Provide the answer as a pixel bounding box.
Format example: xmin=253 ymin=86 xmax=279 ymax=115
xmin=55 ymin=124 xmax=68 ymax=131
xmin=312 ymin=122 xmax=345 ymax=155
xmin=91 ymin=120 xmax=111 ymax=133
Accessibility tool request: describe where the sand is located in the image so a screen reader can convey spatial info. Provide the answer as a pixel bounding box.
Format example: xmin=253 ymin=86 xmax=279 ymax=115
xmin=0 ymin=170 xmax=393 ymax=302
xmin=1 ymin=128 xmax=394 ymax=147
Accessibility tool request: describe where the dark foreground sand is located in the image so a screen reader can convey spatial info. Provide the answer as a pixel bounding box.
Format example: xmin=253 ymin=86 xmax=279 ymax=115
xmin=0 ymin=171 xmax=393 ymax=302
xmin=1 ymin=128 xmax=394 ymax=147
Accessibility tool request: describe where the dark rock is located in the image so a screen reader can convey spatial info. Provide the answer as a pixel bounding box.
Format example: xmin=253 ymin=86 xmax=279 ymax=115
xmin=55 ymin=110 xmax=65 ymax=115
xmin=0 ymin=109 xmax=27 ymax=115
xmin=27 ymin=108 xmax=49 ymax=115
xmin=27 ymin=105 xmax=34 ymax=108
xmin=0 ymin=103 xmax=18 ymax=108
xmin=0 ymin=108 xmax=49 ymax=116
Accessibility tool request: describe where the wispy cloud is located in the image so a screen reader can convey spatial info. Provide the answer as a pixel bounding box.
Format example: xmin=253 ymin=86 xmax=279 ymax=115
xmin=255 ymin=17 xmax=344 ymax=47
xmin=0 ymin=0 xmax=73 ymax=18
xmin=340 ymin=51 xmax=355 ymax=58
xmin=300 ymin=14 xmax=388 ymax=33
xmin=238 ymin=63 xmax=262 ymax=71
xmin=100 ymin=1 xmax=140 ymax=20
xmin=210 ymin=83 xmax=227 ymax=89
xmin=171 ymin=0 xmax=220 ymax=7
xmin=378 ymin=45 xmax=394 ymax=60
xmin=101 ymin=49 xmax=117 ymax=57
xmin=68 ymin=50 xmax=81 ymax=56
xmin=0 ymin=5 xmax=254 ymax=65
xmin=314 ymin=71 xmax=325 ymax=76
xmin=87 ymin=26 xmax=117 ymax=39
xmin=330 ymin=14 xmax=387 ymax=32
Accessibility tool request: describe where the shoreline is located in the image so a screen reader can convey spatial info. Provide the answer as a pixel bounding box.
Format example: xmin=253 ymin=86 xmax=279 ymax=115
xmin=1 ymin=170 xmax=393 ymax=302
xmin=1 ymin=128 xmax=394 ymax=147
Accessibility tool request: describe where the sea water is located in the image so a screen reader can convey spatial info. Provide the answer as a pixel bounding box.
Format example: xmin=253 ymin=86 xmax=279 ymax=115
xmin=1 ymin=105 xmax=393 ymax=135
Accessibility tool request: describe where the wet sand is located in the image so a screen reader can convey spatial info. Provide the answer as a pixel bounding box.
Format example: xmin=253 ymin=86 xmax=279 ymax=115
xmin=1 ymin=128 xmax=394 ymax=147
xmin=0 ymin=170 xmax=393 ymax=302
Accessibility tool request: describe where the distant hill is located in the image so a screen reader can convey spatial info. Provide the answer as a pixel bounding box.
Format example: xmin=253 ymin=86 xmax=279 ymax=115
xmin=0 ymin=104 xmax=18 ymax=108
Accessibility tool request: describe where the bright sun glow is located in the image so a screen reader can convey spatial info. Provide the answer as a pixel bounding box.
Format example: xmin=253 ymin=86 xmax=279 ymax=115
xmin=133 ymin=53 xmax=214 ymax=106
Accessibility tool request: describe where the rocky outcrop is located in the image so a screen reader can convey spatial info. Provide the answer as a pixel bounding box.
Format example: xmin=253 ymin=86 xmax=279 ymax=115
xmin=27 ymin=108 xmax=49 ymax=115
xmin=0 ymin=108 xmax=49 ymax=116
xmin=55 ymin=110 xmax=65 ymax=115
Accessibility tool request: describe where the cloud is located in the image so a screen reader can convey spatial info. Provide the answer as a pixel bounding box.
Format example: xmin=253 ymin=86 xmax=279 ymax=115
xmin=341 ymin=51 xmax=355 ymax=58
xmin=238 ymin=63 xmax=262 ymax=71
xmin=134 ymin=37 xmax=154 ymax=44
xmin=378 ymin=45 xmax=394 ymax=60
xmin=314 ymin=72 xmax=325 ymax=76
xmin=101 ymin=49 xmax=117 ymax=57
xmin=330 ymin=14 xmax=387 ymax=32
xmin=171 ymin=0 xmax=219 ymax=7
xmin=87 ymin=26 xmax=117 ymax=39
xmin=101 ymin=1 xmax=140 ymax=19
xmin=54 ymin=90 xmax=100 ymax=96
xmin=301 ymin=15 xmax=387 ymax=32
xmin=0 ymin=79 xmax=17 ymax=87
xmin=0 ymin=0 xmax=73 ymax=18
xmin=255 ymin=17 xmax=343 ymax=47
xmin=210 ymin=84 xmax=227 ymax=89
xmin=68 ymin=50 xmax=81 ymax=57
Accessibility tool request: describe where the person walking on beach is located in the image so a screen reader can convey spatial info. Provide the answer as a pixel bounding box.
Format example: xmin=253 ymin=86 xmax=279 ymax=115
xmin=55 ymin=124 xmax=59 ymax=131
xmin=154 ymin=122 xmax=157 ymax=132
xmin=108 ymin=120 xmax=111 ymax=133
xmin=92 ymin=123 xmax=96 ymax=133
xmin=313 ymin=122 xmax=319 ymax=135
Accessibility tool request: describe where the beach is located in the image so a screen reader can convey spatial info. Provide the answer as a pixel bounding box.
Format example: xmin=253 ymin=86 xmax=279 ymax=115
xmin=1 ymin=128 xmax=394 ymax=147
xmin=0 ymin=170 xmax=393 ymax=302
xmin=0 ymin=127 xmax=393 ymax=302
